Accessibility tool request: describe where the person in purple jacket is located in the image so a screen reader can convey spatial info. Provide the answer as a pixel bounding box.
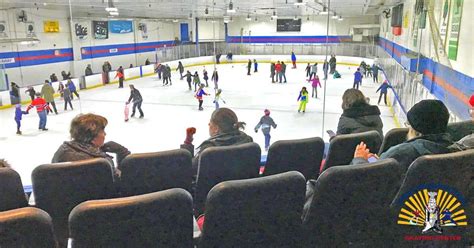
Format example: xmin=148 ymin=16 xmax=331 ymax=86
xmin=308 ymin=75 xmax=322 ymax=98
xmin=14 ymin=104 xmax=28 ymax=135
xmin=353 ymin=68 xmax=362 ymax=89
xmin=376 ymin=80 xmax=393 ymax=105
xmin=66 ymin=79 xmax=80 ymax=99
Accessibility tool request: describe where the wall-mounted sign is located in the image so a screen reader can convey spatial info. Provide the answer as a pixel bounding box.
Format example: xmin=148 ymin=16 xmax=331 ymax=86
xmin=25 ymin=22 xmax=35 ymax=38
xmin=448 ymin=0 xmax=463 ymax=60
xmin=138 ymin=23 xmax=148 ymax=39
xmin=75 ymin=22 xmax=88 ymax=40
xmin=93 ymin=21 xmax=108 ymax=39
xmin=44 ymin=20 xmax=59 ymax=33
xmin=0 ymin=58 xmax=15 ymax=64
xmin=109 ymin=48 xmax=118 ymax=53
xmin=109 ymin=21 xmax=133 ymax=34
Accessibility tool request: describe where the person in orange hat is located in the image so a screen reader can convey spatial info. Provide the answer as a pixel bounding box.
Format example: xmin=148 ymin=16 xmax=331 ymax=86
xmin=456 ymin=94 xmax=474 ymax=148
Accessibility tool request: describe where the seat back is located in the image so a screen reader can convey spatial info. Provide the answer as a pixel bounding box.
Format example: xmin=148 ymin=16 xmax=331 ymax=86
xmin=69 ymin=189 xmax=193 ymax=248
xmin=118 ymin=149 xmax=192 ymax=196
xmin=32 ymin=158 xmax=115 ymax=247
xmin=447 ymin=120 xmax=474 ymax=141
xmin=263 ymin=137 xmax=324 ymax=180
xmin=0 ymin=168 xmax=28 ymax=211
xmin=390 ymin=150 xmax=474 ymax=246
xmin=194 ymin=142 xmax=261 ymax=215
xmin=323 ymin=130 xmax=382 ymax=171
xmin=378 ymin=127 xmax=409 ymax=154
xmin=303 ymin=159 xmax=403 ymax=246
xmin=200 ymin=171 xmax=306 ymax=247
xmin=0 ymin=207 xmax=57 ymax=248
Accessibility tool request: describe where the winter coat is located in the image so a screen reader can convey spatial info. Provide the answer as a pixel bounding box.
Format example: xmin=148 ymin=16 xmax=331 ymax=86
xmin=67 ymin=81 xmax=77 ymax=91
xmin=177 ymin=63 xmax=184 ymax=73
xmin=352 ymin=133 xmax=461 ymax=172
xmin=310 ymin=77 xmax=322 ymax=88
xmin=354 ymin=71 xmax=362 ymax=83
xmin=203 ymin=71 xmax=209 ymax=80
xmin=102 ymin=64 xmax=110 ymax=73
xmin=373 ymin=65 xmax=381 ymax=75
xmin=291 ymin=53 xmax=296 ymax=62
xmin=281 ymin=63 xmax=287 ymax=73
xmin=15 ymin=107 xmax=24 ymax=121
xmin=166 ymin=66 xmax=172 ymax=78
xmin=50 ymin=74 xmax=58 ymax=82
xmin=25 ymin=88 xmax=36 ymax=98
xmin=255 ymin=116 xmax=277 ymax=134
xmin=305 ymin=65 xmax=311 ymax=73
xmin=193 ymin=75 xmax=201 ymax=84
xmin=26 ymin=97 xmax=50 ymax=113
xmin=85 ymin=67 xmax=93 ymax=76
xmin=297 ymin=91 xmax=309 ymax=103
xmin=270 ymin=64 xmax=276 ymax=75
xmin=186 ymin=72 xmax=193 ymax=82
xmin=128 ymin=89 xmax=143 ymax=103
xmin=63 ymin=88 xmax=72 ymax=101
xmin=329 ymin=56 xmax=336 ymax=65
xmin=247 ymin=61 xmax=252 ymax=69
xmin=376 ymin=82 xmax=392 ymax=94
xmin=211 ymin=71 xmax=219 ymax=82
xmin=275 ymin=64 xmax=282 ymax=72
xmin=10 ymin=84 xmax=19 ymax=98
xmin=311 ymin=64 xmax=317 ymax=74
xmin=336 ymin=104 xmax=383 ymax=137
xmin=41 ymin=83 xmax=55 ymax=102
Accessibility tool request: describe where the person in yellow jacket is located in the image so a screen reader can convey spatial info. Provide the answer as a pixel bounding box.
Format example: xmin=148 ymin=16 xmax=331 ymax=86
xmin=297 ymin=87 xmax=309 ymax=113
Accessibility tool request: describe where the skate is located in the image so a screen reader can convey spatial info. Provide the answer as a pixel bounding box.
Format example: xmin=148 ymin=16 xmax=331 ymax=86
xmin=16 ymin=130 xmax=22 ymax=135
xmin=139 ymin=115 xmax=144 ymax=118
xmin=131 ymin=113 xmax=135 ymax=118
xmin=41 ymin=128 xmax=48 ymax=131
xmin=199 ymin=107 xmax=204 ymax=111
xmin=125 ymin=119 xmax=129 ymax=122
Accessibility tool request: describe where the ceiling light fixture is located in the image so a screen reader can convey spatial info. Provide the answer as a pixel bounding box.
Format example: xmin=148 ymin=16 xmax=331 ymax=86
xmin=173 ymin=19 xmax=179 ymax=22
xmin=271 ymin=11 xmax=277 ymax=18
xmin=246 ymin=14 xmax=252 ymax=21
xmin=294 ymin=0 xmax=305 ymax=6
xmin=331 ymin=13 xmax=338 ymax=19
xmin=109 ymin=11 xmax=119 ymax=16
xmin=105 ymin=0 xmax=118 ymax=12
xmin=319 ymin=6 xmax=329 ymax=15
xmin=227 ymin=1 xmax=236 ymax=13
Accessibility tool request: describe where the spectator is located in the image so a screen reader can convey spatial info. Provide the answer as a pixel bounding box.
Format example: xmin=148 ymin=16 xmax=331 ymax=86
xmin=329 ymin=54 xmax=337 ymax=74
xmin=52 ymin=113 xmax=130 ymax=174
xmin=226 ymin=51 xmax=233 ymax=61
xmin=189 ymin=108 xmax=253 ymax=173
xmin=50 ymin=73 xmax=59 ymax=82
xmin=9 ymin=82 xmax=20 ymax=104
xmin=41 ymin=80 xmax=58 ymax=114
xmin=456 ymin=95 xmax=474 ymax=149
xmin=85 ymin=64 xmax=93 ymax=76
xmin=352 ymin=99 xmax=462 ymax=172
xmin=216 ymin=53 xmax=221 ymax=64
xmin=25 ymin=86 xmax=36 ymax=101
xmin=61 ymin=71 xmax=71 ymax=80
xmin=102 ymin=61 xmax=111 ymax=84
xmin=145 ymin=58 xmax=150 ymax=65
xmin=336 ymin=89 xmax=383 ymax=137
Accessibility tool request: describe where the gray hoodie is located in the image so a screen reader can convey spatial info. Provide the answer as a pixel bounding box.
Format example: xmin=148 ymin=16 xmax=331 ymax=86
xmin=255 ymin=116 xmax=277 ymax=134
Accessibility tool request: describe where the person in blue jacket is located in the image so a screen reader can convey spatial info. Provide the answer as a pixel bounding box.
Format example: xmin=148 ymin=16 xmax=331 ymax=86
xmin=291 ymin=52 xmax=297 ymax=68
xmin=353 ymin=68 xmax=362 ymax=89
xmin=66 ymin=79 xmax=80 ymax=99
xmin=14 ymin=104 xmax=28 ymax=135
xmin=376 ymin=80 xmax=392 ymax=105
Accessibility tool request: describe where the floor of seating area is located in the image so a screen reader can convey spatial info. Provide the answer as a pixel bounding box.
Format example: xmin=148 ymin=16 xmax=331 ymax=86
xmin=0 ymin=60 xmax=397 ymax=186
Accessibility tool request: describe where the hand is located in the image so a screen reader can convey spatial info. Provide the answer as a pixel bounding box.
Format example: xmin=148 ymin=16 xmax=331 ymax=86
xmin=101 ymin=141 xmax=128 ymax=154
xmin=254 ymin=129 xmax=258 ymax=133
xmin=274 ymin=124 xmax=277 ymax=128
xmin=353 ymin=142 xmax=375 ymax=160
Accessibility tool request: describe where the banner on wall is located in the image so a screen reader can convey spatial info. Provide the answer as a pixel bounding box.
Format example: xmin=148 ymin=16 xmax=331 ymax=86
xmin=448 ymin=0 xmax=463 ymax=61
xmin=75 ymin=22 xmax=88 ymax=40
xmin=109 ymin=21 xmax=133 ymax=34
xmin=138 ymin=23 xmax=148 ymax=39
xmin=439 ymin=0 xmax=451 ymax=53
xmin=93 ymin=21 xmax=108 ymax=39
xmin=44 ymin=20 xmax=59 ymax=33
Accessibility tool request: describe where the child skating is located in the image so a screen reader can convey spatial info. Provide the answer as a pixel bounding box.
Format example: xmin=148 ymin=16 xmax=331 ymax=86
xmin=203 ymin=67 xmax=209 ymax=87
xmin=124 ymin=101 xmax=130 ymax=122
xmin=195 ymin=84 xmax=209 ymax=111
xmin=254 ymin=109 xmax=277 ymax=151
xmin=193 ymin=71 xmax=201 ymax=92
xmin=14 ymin=104 xmax=28 ymax=135
xmin=213 ymin=89 xmax=226 ymax=110
xmin=308 ymin=75 xmax=322 ymax=98
xmin=297 ymin=87 xmax=309 ymax=113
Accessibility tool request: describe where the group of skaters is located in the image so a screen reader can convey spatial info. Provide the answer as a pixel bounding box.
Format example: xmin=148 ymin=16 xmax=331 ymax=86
xmin=352 ymin=58 xmax=391 ymax=106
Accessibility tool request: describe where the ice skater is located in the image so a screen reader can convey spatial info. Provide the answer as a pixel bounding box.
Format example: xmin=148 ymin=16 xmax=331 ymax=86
xmin=185 ymin=71 xmax=193 ymax=90
xmin=309 ymin=63 xmax=318 ymax=80
xmin=26 ymin=93 xmax=51 ymax=131
xmin=323 ymin=60 xmax=329 ymax=80
xmin=353 ymin=68 xmax=363 ymax=89
xmin=166 ymin=65 xmax=172 ymax=85
xmin=270 ymin=63 xmax=276 ymax=83
xmin=41 ymin=80 xmax=58 ymax=115
xmin=25 ymin=86 xmax=36 ymax=101
xmin=253 ymin=59 xmax=258 ymax=72
xmin=297 ymin=87 xmax=309 ymax=113
xmin=203 ymin=67 xmax=209 ymax=87
xmin=376 ymin=80 xmax=393 ymax=105
xmin=329 ymin=54 xmax=337 ymax=74
xmin=115 ymin=66 xmax=125 ymax=88
xmin=195 ymin=84 xmax=209 ymax=111
xmin=177 ymin=61 xmax=184 ymax=80
xmin=211 ymin=68 xmax=219 ymax=89
xmin=14 ymin=104 xmax=28 ymax=135
xmin=155 ymin=63 xmax=162 ymax=80
xmin=66 ymin=79 xmax=79 ymax=99
xmin=291 ymin=51 xmax=297 ymax=68
xmin=127 ymin=84 xmax=144 ymax=118
xmin=281 ymin=62 xmax=287 ymax=83
xmin=124 ymin=101 xmax=130 ymax=122
xmin=372 ymin=64 xmax=382 ymax=83
xmin=247 ymin=59 xmax=252 ymax=75
xmin=63 ymin=86 xmax=73 ymax=110
xmin=305 ymin=63 xmax=311 ymax=79
xmin=213 ymin=89 xmax=226 ymax=110
xmin=308 ymin=75 xmax=322 ymax=98
xmin=275 ymin=61 xmax=282 ymax=83
xmin=254 ymin=109 xmax=277 ymax=151
xmin=193 ymin=71 xmax=201 ymax=91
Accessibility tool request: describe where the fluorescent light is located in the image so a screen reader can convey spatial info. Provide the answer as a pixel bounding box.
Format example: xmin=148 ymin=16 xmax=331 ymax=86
xmin=173 ymin=19 xmax=179 ymax=22
xmin=246 ymin=14 xmax=251 ymax=21
xmin=294 ymin=0 xmax=305 ymax=5
xmin=331 ymin=13 xmax=338 ymax=19
xmin=320 ymin=7 xmax=329 ymax=15
xmin=271 ymin=11 xmax=277 ymax=18
xmin=109 ymin=11 xmax=119 ymax=16
xmin=227 ymin=9 xmax=236 ymax=13
xmin=105 ymin=7 xmax=118 ymax=12
xmin=338 ymin=16 xmax=343 ymax=21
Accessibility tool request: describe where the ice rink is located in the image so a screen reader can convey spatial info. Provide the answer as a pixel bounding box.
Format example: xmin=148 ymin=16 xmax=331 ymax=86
xmin=0 ymin=61 xmax=397 ymax=186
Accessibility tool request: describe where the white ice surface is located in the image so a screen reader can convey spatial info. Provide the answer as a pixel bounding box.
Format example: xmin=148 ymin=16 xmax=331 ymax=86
xmin=0 ymin=62 xmax=397 ymax=186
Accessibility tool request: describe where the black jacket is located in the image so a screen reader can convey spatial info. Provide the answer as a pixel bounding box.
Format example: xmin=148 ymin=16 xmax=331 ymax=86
xmin=128 ymin=89 xmax=143 ymax=103
xmin=336 ymin=104 xmax=383 ymax=137
xmin=52 ymin=141 xmax=130 ymax=167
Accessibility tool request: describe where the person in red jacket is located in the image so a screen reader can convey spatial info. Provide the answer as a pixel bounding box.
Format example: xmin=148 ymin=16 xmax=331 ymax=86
xmin=26 ymin=93 xmax=51 ymax=131
xmin=275 ymin=61 xmax=283 ymax=83
xmin=115 ymin=66 xmax=125 ymax=88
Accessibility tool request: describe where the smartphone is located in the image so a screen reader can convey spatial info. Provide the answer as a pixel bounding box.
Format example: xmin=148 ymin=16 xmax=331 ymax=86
xmin=368 ymin=156 xmax=378 ymax=163
xmin=326 ymin=130 xmax=336 ymax=138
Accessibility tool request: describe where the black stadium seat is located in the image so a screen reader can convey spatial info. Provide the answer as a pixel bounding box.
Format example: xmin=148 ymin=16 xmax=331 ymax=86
xmin=263 ymin=137 xmax=324 ymax=180
xmin=194 ymin=142 xmax=261 ymax=216
xmin=378 ymin=127 xmax=409 ymax=154
xmin=199 ymin=171 xmax=306 ymax=247
xmin=0 ymin=168 xmax=28 ymax=211
xmin=447 ymin=120 xmax=474 ymax=141
xmin=119 ymin=149 xmax=192 ymax=196
xmin=0 ymin=207 xmax=58 ymax=248
xmin=322 ymin=130 xmax=382 ymax=172
xmin=69 ymin=189 xmax=193 ymax=248
xmin=32 ymin=158 xmax=116 ymax=247
xmin=303 ymin=159 xmax=403 ymax=246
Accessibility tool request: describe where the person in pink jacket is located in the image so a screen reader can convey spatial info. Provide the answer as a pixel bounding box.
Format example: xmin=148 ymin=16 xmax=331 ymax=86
xmin=308 ymin=75 xmax=322 ymax=98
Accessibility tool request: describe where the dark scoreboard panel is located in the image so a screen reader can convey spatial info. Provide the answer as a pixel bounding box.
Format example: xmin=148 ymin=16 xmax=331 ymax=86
xmin=276 ymin=19 xmax=301 ymax=32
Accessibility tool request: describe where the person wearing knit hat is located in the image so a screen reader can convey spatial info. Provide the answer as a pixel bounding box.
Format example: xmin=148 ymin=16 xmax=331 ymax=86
xmin=351 ymin=99 xmax=461 ymax=171
xmin=455 ymin=94 xmax=474 ymax=148
xmin=255 ymin=109 xmax=277 ymax=151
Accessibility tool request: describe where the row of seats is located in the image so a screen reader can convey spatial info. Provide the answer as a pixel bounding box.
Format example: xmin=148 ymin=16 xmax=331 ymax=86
xmin=1 ymin=148 xmax=473 ymax=247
